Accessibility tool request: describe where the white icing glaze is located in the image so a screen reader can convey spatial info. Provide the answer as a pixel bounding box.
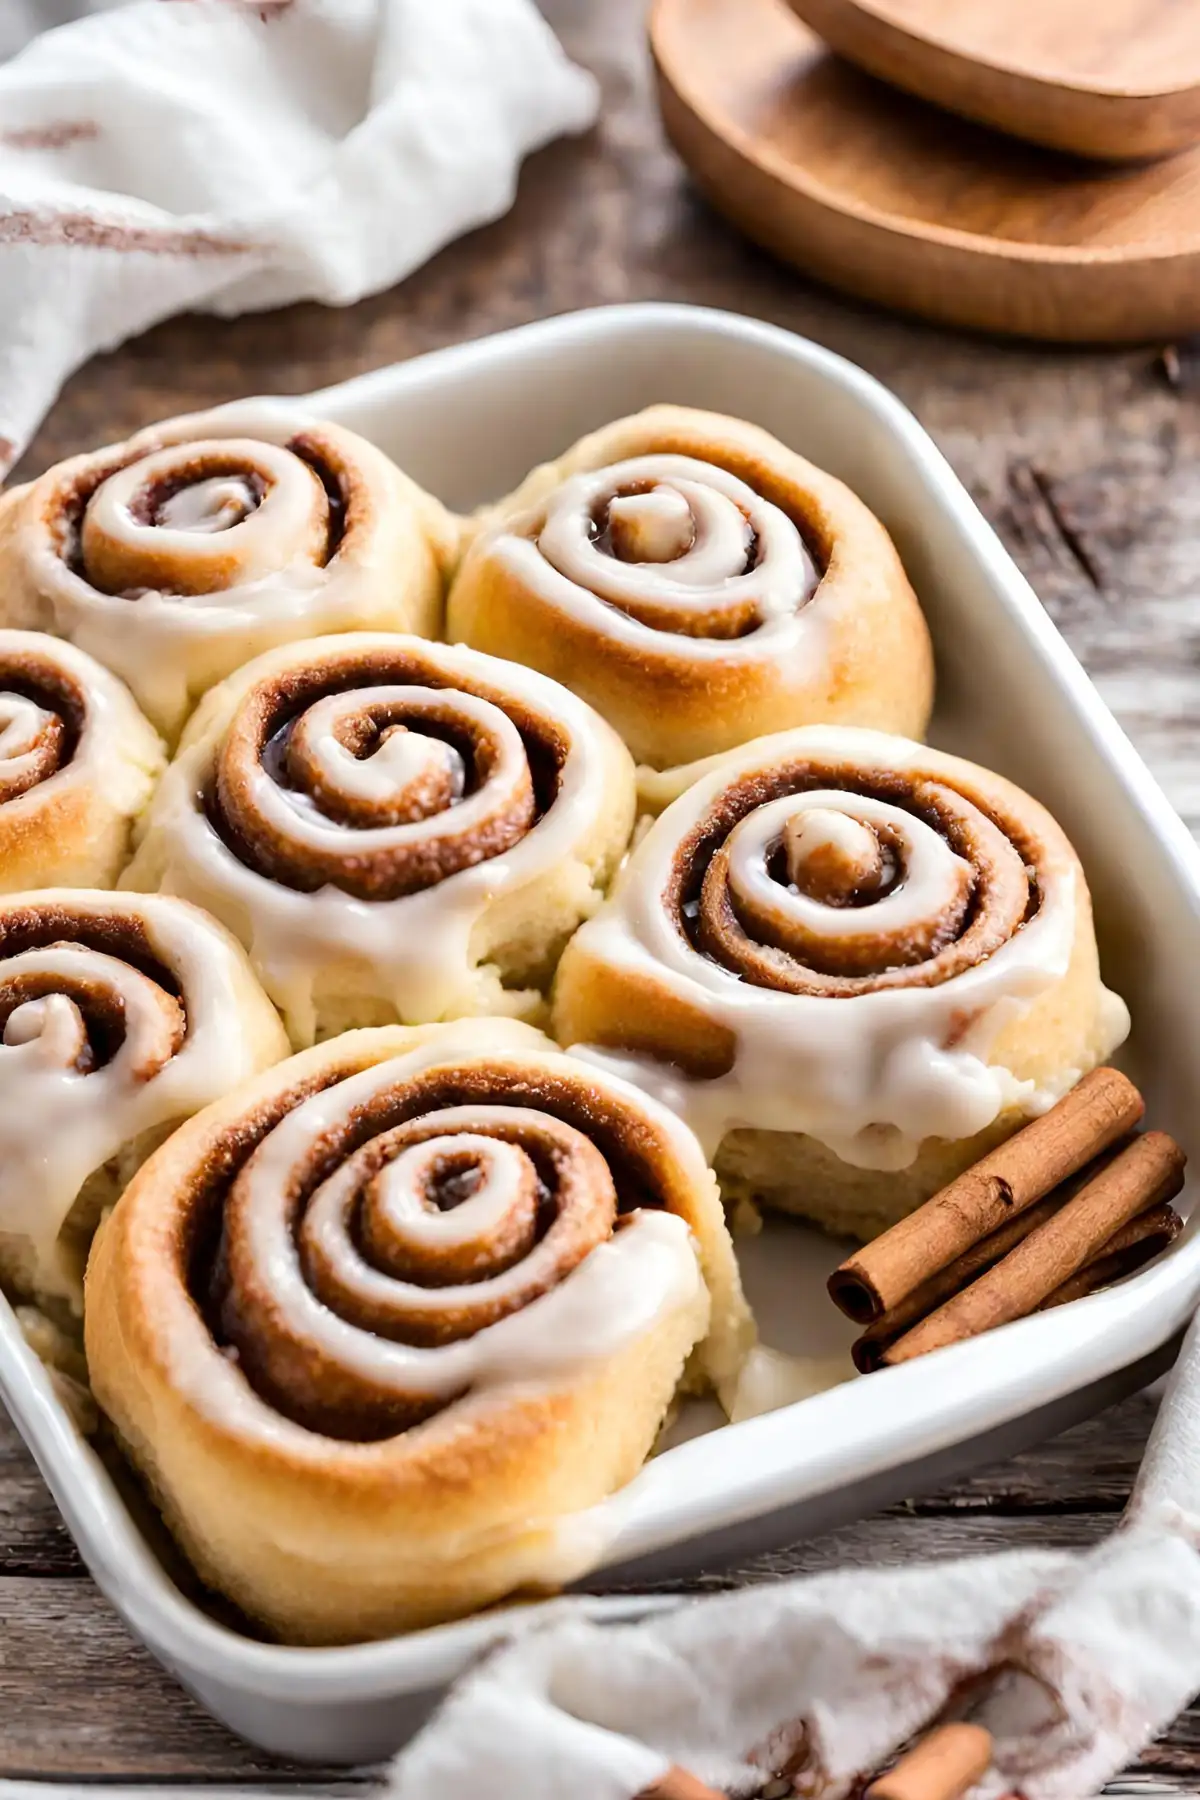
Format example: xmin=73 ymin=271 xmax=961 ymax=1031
xmin=250 ymin=688 xmax=513 ymax=856
xmin=159 ymin=1030 xmax=711 ymax=1445
xmin=15 ymin=401 xmax=430 ymax=735
xmin=0 ymin=891 xmax=280 ymax=1304
xmin=354 ymin=1128 xmax=527 ymax=1253
xmin=569 ymin=727 xmax=1130 ymax=1170
xmin=606 ymin=485 xmax=695 ymax=563
xmin=495 ymin=451 xmax=823 ymax=661
xmin=784 ymin=806 xmax=880 ymax=888
xmin=728 ymin=1345 xmax=856 ymax=1423
xmin=0 ymin=629 xmax=162 ymax=823
xmin=88 ymin=440 xmax=313 ymax=588
xmin=291 ymin=1104 xmax=609 ymax=1340
xmin=727 ymin=792 xmax=972 ymax=952
xmin=133 ymin=636 xmax=621 ymax=1042
xmin=0 ymin=692 xmax=55 ymax=769
xmin=286 ymin=694 xmax=466 ymax=815
xmin=156 ymin=475 xmax=259 ymax=534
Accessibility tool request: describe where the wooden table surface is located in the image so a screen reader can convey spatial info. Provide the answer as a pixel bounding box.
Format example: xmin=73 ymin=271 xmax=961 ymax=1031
xmin=5 ymin=0 xmax=1200 ymax=1790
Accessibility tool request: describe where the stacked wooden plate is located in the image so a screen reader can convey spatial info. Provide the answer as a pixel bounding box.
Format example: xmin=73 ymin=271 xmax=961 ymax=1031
xmin=650 ymin=0 xmax=1200 ymax=341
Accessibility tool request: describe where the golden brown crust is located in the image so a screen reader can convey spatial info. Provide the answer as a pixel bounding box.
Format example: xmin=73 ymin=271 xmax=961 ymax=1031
xmin=447 ymin=405 xmax=934 ymax=768
xmin=0 ymin=887 xmax=288 ymax=1307
xmin=0 ymin=408 xmax=453 ymax=741
xmin=553 ymin=727 xmax=1127 ymax=1236
xmin=0 ymin=630 xmax=163 ymax=893
xmin=84 ymin=1019 xmax=750 ymax=1643
xmin=123 ymin=633 xmax=638 ymax=1045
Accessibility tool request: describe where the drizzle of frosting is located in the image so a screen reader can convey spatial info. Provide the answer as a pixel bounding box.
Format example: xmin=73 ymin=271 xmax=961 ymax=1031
xmin=0 ymin=891 xmax=285 ymax=1304
xmin=0 ymin=693 xmax=54 ymax=757
xmin=713 ymin=791 xmax=975 ymax=981
xmin=159 ymin=1029 xmax=711 ymax=1446
xmin=281 ymin=696 xmax=467 ymax=820
xmin=0 ymin=629 xmax=162 ymax=828
xmin=16 ymin=400 xmax=441 ymax=736
xmin=729 ymin=1345 xmax=855 ymax=1422
xmin=130 ymin=636 xmax=625 ymax=1043
xmin=0 ymin=692 xmax=58 ymax=797
xmin=783 ymin=806 xmax=885 ymax=898
xmin=155 ymin=475 xmax=260 ymax=534
xmin=240 ymin=686 xmax=530 ymax=882
xmin=606 ymin=486 xmax=695 ymax=564
xmin=568 ymin=727 xmax=1130 ymax=1169
xmin=77 ymin=430 xmax=326 ymax=600
xmin=498 ymin=452 xmax=821 ymax=653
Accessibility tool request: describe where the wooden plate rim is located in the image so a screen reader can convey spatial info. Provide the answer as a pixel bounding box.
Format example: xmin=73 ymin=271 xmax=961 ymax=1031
xmin=650 ymin=0 xmax=1200 ymax=269
xmin=799 ymin=0 xmax=1200 ymax=102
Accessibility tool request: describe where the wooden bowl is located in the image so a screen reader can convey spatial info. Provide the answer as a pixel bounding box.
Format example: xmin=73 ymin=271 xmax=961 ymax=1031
xmin=650 ymin=0 xmax=1200 ymax=343
xmin=785 ymin=0 xmax=1200 ymax=162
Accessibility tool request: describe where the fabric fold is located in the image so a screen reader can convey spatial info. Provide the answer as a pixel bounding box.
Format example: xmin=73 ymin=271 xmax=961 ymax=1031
xmin=388 ymin=1314 xmax=1200 ymax=1799
xmin=0 ymin=0 xmax=598 ymax=473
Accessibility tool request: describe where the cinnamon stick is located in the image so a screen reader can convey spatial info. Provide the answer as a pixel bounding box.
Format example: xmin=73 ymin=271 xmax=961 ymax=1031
xmin=865 ymin=1724 xmax=993 ymax=1800
xmin=883 ymin=1130 xmax=1185 ymax=1366
xmin=828 ymin=1068 xmax=1144 ymax=1325
xmin=853 ymin=1192 xmax=1181 ymax=1372
xmin=1038 ymin=1200 xmax=1182 ymax=1310
xmin=850 ymin=1190 xmax=1066 ymax=1371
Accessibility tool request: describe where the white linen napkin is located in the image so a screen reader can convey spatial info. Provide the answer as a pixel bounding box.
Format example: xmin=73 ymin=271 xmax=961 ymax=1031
xmin=0 ymin=0 xmax=598 ymax=475
xmin=387 ymin=1312 xmax=1200 ymax=1800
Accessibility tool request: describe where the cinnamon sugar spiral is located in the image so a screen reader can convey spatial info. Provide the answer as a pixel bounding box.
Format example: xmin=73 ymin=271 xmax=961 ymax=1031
xmin=212 ymin=654 xmax=541 ymax=903
xmin=0 ymin=630 xmax=163 ymax=893
xmin=677 ymin=774 xmax=1034 ymax=997
xmin=531 ymin=453 xmax=818 ymax=639
xmin=0 ymin=686 xmax=64 ymax=804
xmin=555 ymin=727 xmax=1129 ymax=1173
xmin=0 ymin=890 xmax=287 ymax=1305
xmin=0 ymin=404 xmax=449 ymax=739
xmin=448 ymin=405 xmax=934 ymax=768
xmin=124 ymin=633 xmax=636 ymax=1045
xmin=208 ymin=1038 xmax=710 ymax=1440
xmin=84 ymin=1021 xmax=750 ymax=1640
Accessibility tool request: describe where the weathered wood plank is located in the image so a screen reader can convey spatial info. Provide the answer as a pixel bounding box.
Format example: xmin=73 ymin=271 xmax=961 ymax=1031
xmin=903 ymin=1388 xmax=1159 ymax=1515
xmin=0 ymin=1577 xmax=373 ymax=1781
xmin=0 ymin=1420 xmax=84 ymax=1578
xmin=1 ymin=1508 xmax=1198 ymax=1781
xmin=0 ymin=0 xmax=1198 ymax=1782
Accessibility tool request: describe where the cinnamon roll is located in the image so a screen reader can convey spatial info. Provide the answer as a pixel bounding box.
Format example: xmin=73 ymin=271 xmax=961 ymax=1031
xmin=84 ymin=1018 xmax=751 ymax=1643
xmin=123 ymin=633 xmax=637 ymax=1046
xmin=447 ymin=405 xmax=934 ymax=768
xmin=0 ymin=629 xmax=163 ymax=891
xmin=0 ymin=403 xmax=452 ymax=740
xmin=553 ymin=728 xmax=1130 ymax=1241
xmin=0 ymin=890 xmax=288 ymax=1310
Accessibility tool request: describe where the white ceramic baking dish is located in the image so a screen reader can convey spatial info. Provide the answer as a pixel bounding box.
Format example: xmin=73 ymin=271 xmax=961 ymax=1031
xmin=3 ymin=303 xmax=1200 ymax=1766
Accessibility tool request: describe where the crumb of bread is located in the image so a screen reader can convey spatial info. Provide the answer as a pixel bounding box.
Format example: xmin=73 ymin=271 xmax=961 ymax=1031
xmin=729 ymin=1195 xmax=764 ymax=1238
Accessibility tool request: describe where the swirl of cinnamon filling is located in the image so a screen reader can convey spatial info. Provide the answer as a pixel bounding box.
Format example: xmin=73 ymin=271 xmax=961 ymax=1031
xmin=123 ymin=633 xmax=636 ymax=1044
xmin=0 ymin=684 xmax=64 ymax=804
xmin=213 ymin=667 xmax=538 ymax=903
xmin=214 ymin=1069 xmax=654 ymax=1439
xmin=535 ymin=454 xmax=818 ymax=639
xmin=83 ymin=1021 xmax=751 ymax=1641
xmin=0 ymin=404 xmax=448 ymax=739
xmin=131 ymin=1024 xmax=742 ymax=1436
xmin=447 ymin=405 xmax=934 ymax=768
xmin=0 ymin=890 xmax=288 ymax=1305
xmin=688 ymin=783 xmax=1030 ymax=995
xmin=555 ymin=727 xmax=1129 ymax=1168
xmin=0 ymin=630 xmax=164 ymax=893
